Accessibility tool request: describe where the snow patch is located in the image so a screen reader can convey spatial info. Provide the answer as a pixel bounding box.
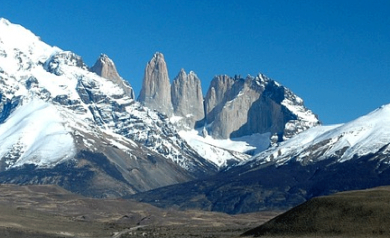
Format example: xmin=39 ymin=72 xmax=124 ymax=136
xmin=179 ymin=130 xmax=270 ymax=167
xmin=0 ymin=99 xmax=76 ymax=168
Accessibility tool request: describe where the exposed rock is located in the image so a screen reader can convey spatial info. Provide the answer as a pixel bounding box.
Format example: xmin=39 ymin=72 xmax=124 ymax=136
xmin=171 ymin=69 xmax=204 ymax=129
xmin=138 ymin=52 xmax=173 ymax=116
xmin=204 ymin=74 xmax=319 ymax=139
xmin=204 ymin=75 xmax=236 ymax=126
xmin=90 ymin=54 xmax=135 ymax=99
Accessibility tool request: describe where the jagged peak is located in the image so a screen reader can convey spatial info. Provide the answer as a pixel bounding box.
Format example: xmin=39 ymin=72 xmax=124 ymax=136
xmin=151 ymin=52 xmax=165 ymax=62
xmin=92 ymin=53 xmax=115 ymax=69
xmin=97 ymin=53 xmax=110 ymax=62
xmin=176 ymin=68 xmax=187 ymax=78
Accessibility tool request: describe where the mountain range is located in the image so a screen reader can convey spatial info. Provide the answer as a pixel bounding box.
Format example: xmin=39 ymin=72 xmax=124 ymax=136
xmin=0 ymin=18 xmax=389 ymax=215
xmin=131 ymin=103 xmax=390 ymax=213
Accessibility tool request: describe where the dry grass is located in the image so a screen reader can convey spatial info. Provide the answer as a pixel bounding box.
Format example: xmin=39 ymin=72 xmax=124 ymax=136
xmin=0 ymin=184 xmax=279 ymax=238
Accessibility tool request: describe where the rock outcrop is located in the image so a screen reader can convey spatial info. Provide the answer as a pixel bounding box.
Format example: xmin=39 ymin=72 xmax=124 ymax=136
xmin=171 ymin=69 xmax=204 ymax=129
xmin=203 ymin=74 xmax=319 ymax=139
xmin=138 ymin=52 xmax=173 ymax=116
xmin=137 ymin=53 xmax=319 ymax=142
xmin=204 ymin=75 xmax=237 ymax=126
xmin=90 ymin=54 xmax=135 ymax=99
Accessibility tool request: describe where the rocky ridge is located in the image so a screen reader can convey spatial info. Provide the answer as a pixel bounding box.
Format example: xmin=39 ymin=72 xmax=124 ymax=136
xmin=139 ymin=53 xmax=319 ymax=142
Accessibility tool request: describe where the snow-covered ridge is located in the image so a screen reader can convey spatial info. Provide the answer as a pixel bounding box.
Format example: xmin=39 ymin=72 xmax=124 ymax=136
xmin=246 ymin=103 xmax=390 ymax=166
xmin=0 ymin=99 xmax=76 ymax=168
xmin=0 ymin=17 xmax=57 ymax=69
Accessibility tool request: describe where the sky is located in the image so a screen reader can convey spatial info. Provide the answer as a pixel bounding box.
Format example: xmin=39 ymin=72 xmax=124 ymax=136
xmin=1 ymin=0 xmax=389 ymax=125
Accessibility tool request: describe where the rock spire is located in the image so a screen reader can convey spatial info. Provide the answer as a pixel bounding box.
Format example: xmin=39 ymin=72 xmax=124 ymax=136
xmin=138 ymin=52 xmax=173 ymax=115
xmin=171 ymin=69 xmax=205 ymax=129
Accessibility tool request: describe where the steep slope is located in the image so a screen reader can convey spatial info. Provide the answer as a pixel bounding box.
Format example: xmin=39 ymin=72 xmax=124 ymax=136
xmin=203 ymin=74 xmax=319 ymax=140
xmin=242 ymin=186 xmax=390 ymax=237
xmin=130 ymin=104 xmax=390 ymax=213
xmin=0 ymin=18 xmax=217 ymax=197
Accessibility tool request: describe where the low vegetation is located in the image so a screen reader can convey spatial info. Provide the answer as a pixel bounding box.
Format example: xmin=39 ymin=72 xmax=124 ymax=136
xmin=0 ymin=184 xmax=278 ymax=238
xmin=242 ymin=186 xmax=390 ymax=237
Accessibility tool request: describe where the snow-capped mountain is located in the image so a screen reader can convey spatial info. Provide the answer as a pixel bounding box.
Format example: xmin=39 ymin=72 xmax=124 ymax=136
xmin=245 ymin=103 xmax=390 ymax=167
xmin=131 ymin=104 xmax=390 ymax=214
xmin=0 ymin=18 xmax=217 ymax=197
xmin=0 ymin=17 xmax=323 ymax=200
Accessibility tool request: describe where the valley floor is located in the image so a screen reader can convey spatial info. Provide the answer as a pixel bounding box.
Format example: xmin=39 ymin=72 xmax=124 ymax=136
xmin=0 ymin=184 xmax=278 ymax=238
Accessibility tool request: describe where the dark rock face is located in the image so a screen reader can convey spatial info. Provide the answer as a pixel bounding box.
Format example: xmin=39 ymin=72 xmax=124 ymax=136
xmin=0 ymin=95 xmax=20 ymax=123
xmin=90 ymin=54 xmax=135 ymax=99
xmin=138 ymin=52 xmax=173 ymax=116
xmin=171 ymin=69 xmax=204 ymax=129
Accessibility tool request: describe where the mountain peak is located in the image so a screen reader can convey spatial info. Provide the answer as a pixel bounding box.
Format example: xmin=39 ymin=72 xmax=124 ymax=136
xmin=177 ymin=68 xmax=187 ymax=78
xmin=152 ymin=52 xmax=164 ymax=60
xmin=97 ymin=53 xmax=110 ymax=62
xmin=90 ymin=54 xmax=135 ymax=99
xmin=171 ymin=68 xmax=204 ymax=129
xmin=138 ymin=52 xmax=172 ymax=115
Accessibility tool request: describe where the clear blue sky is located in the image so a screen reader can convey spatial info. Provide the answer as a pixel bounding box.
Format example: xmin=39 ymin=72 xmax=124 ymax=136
xmin=1 ymin=0 xmax=389 ymax=124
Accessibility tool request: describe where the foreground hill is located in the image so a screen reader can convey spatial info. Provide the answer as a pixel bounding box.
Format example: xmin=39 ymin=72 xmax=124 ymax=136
xmin=242 ymin=186 xmax=390 ymax=237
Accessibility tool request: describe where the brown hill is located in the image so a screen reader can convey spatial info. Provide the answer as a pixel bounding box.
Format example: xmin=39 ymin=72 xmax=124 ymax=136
xmin=241 ymin=186 xmax=390 ymax=237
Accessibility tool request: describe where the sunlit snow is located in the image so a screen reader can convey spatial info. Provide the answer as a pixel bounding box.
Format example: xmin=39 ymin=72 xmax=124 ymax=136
xmin=179 ymin=130 xmax=270 ymax=167
xmin=247 ymin=104 xmax=390 ymax=166
xmin=0 ymin=99 xmax=76 ymax=168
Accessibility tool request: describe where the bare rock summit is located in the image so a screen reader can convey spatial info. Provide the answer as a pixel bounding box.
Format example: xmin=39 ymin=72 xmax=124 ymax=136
xmin=138 ymin=52 xmax=173 ymax=116
xmin=171 ymin=69 xmax=205 ymax=129
xmin=90 ymin=54 xmax=135 ymax=99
